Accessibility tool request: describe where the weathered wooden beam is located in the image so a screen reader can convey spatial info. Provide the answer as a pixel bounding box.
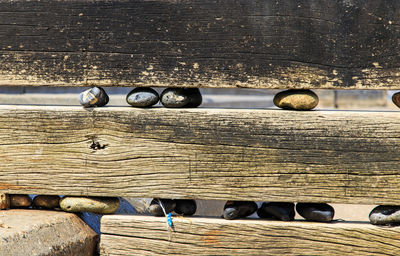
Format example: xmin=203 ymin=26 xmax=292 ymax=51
xmin=1 ymin=0 xmax=400 ymax=89
xmin=1 ymin=105 xmax=400 ymax=204
xmin=100 ymin=215 xmax=400 ymax=256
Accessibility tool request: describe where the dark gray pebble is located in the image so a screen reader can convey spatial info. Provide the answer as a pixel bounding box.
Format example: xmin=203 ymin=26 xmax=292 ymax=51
xmin=174 ymin=199 xmax=197 ymax=216
xmin=185 ymin=88 xmax=202 ymax=108
xmin=257 ymin=202 xmax=295 ymax=221
xmin=369 ymin=205 xmax=400 ymax=225
xmin=296 ymin=203 xmax=334 ymax=222
xmin=79 ymin=87 xmax=109 ymax=108
xmin=160 ymin=88 xmax=202 ymax=108
xmin=222 ymin=201 xmax=258 ymax=220
xmin=160 ymin=88 xmax=189 ymax=108
xmin=126 ymin=87 xmax=159 ymax=107
xmin=148 ymin=199 xmax=176 ymax=217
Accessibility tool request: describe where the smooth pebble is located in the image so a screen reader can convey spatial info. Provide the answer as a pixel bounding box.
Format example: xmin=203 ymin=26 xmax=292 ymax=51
xmin=79 ymin=87 xmax=109 ymax=108
xmin=296 ymin=203 xmax=334 ymax=222
xmin=10 ymin=194 xmax=32 ymax=208
xmin=126 ymin=87 xmax=159 ymax=107
xmin=60 ymin=197 xmax=119 ymax=214
xmin=184 ymin=88 xmax=202 ymax=108
xmin=160 ymin=88 xmax=202 ymax=108
xmin=257 ymin=202 xmax=295 ymax=221
xmin=392 ymin=92 xmax=400 ymax=108
xmin=33 ymin=195 xmax=60 ymax=209
xmin=273 ymin=89 xmax=319 ymax=110
xmin=222 ymin=201 xmax=258 ymax=220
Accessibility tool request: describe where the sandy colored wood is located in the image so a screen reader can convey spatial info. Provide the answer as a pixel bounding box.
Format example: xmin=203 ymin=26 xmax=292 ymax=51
xmin=1 ymin=105 xmax=400 ymax=204
xmin=100 ymin=215 xmax=400 ymax=256
xmin=1 ymin=0 xmax=400 ymax=89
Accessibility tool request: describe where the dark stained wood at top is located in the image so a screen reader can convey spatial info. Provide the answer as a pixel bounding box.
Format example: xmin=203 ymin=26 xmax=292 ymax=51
xmin=0 ymin=0 xmax=400 ymax=88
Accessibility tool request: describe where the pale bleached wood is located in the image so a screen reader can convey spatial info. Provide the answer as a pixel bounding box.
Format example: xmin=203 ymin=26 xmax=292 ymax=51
xmin=100 ymin=215 xmax=400 ymax=256
xmin=1 ymin=105 xmax=400 ymax=204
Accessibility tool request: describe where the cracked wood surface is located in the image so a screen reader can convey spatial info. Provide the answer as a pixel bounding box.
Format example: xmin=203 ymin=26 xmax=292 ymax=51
xmin=100 ymin=215 xmax=400 ymax=256
xmin=1 ymin=0 xmax=400 ymax=89
xmin=1 ymin=105 xmax=400 ymax=204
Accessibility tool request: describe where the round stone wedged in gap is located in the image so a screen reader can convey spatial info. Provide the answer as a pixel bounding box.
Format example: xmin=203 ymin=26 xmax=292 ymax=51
xmin=160 ymin=88 xmax=202 ymax=108
xmin=273 ymin=89 xmax=319 ymax=110
xmin=79 ymin=87 xmax=109 ymax=108
xmin=222 ymin=201 xmax=258 ymax=220
xmin=126 ymin=87 xmax=159 ymax=107
xmin=369 ymin=205 xmax=400 ymax=225
xmin=296 ymin=203 xmax=334 ymax=222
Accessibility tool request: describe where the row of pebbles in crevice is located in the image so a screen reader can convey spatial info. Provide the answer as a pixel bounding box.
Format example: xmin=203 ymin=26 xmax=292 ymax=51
xmin=1 ymin=194 xmax=120 ymax=214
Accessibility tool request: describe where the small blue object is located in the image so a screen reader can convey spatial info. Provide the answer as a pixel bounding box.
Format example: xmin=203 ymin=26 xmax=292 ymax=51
xmin=167 ymin=212 xmax=173 ymax=227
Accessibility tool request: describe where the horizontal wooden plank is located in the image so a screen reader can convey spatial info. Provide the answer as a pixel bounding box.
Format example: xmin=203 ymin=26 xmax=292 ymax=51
xmin=100 ymin=215 xmax=400 ymax=256
xmin=1 ymin=105 xmax=400 ymax=204
xmin=1 ymin=0 xmax=400 ymax=89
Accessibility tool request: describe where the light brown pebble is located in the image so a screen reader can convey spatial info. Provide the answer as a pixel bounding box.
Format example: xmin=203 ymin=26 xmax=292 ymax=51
xmin=10 ymin=194 xmax=32 ymax=208
xmin=273 ymin=89 xmax=319 ymax=110
xmin=392 ymin=92 xmax=400 ymax=108
xmin=0 ymin=194 xmax=10 ymax=210
xmin=60 ymin=197 xmax=120 ymax=214
xmin=33 ymin=195 xmax=60 ymax=209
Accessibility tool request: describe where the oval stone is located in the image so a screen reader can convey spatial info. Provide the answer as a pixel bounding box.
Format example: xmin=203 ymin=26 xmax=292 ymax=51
xmin=185 ymin=88 xmax=202 ymax=108
xmin=126 ymin=87 xmax=159 ymax=107
xmin=296 ymin=203 xmax=334 ymax=222
xmin=222 ymin=201 xmax=258 ymax=220
xmin=33 ymin=195 xmax=60 ymax=209
xmin=273 ymin=89 xmax=319 ymax=110
xmin=257 ymin=202 xmax=295 ymax=221
xmin=60 ymin=197 xmax=120 ymax=214
xmin=79 ymin=87 xmax=109 ymax=108
xmin=392 ymin=92 xmax=400 ymax=108
xmin=369 ymin=205 xmax=400 ymax=225
xmin=160 ymin=88 xmax=190 ymax=108
xmin=10 ymin=194 xmax=32 ymax=208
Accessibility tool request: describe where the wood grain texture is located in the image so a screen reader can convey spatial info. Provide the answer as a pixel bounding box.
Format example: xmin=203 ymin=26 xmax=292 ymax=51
xmin=1 ymin=105 xmax=400 ymax=204
xmin=1 ymin=0 xmax=400 ymax=89
xmin=100 ymin=215 xmax=400 ymax=256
